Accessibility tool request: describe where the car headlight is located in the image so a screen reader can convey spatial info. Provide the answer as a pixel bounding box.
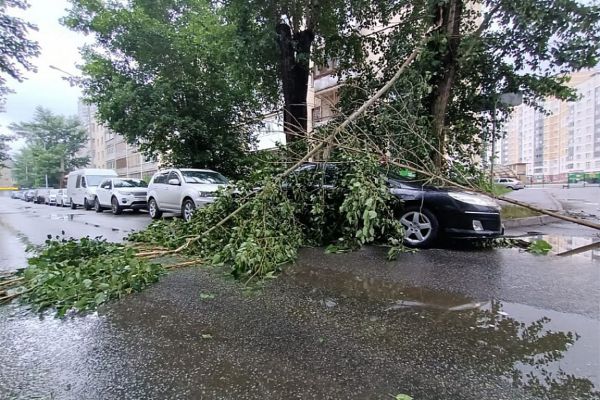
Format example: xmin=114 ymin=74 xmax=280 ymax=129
xmin=198 ymin=191 xmax=217 ymax=198
xmin=448 ymin=192 xmax=499 ymax=208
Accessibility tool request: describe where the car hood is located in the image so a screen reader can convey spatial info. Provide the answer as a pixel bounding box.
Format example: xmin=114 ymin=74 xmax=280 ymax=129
xmin=187 ymin=183 xmax=224 ymax=192
xmin=114 ymin=187 xmax=147 ymax=194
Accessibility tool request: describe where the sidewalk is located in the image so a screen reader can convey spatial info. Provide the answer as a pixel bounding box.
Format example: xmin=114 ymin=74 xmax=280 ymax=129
xmin=501 ymin=188 xmax=563 ymax=212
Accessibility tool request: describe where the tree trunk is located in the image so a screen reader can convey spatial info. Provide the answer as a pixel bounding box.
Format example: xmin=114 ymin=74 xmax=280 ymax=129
xmin=428 ymin=0 xmax=463 ymax=172
xmin=276 ymin=23 xmax=314 ymax=143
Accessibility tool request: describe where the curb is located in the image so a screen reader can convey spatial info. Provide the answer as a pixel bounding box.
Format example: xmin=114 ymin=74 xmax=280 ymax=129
xmin=503 ymin=215 xmax=560 ymax=228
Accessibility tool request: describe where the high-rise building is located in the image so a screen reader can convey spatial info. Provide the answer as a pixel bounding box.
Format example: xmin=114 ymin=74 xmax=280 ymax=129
xmin=499 ymin=68 xmax=600 ymax=182
xmin=78 ymin=100 xmax=159 ymax=179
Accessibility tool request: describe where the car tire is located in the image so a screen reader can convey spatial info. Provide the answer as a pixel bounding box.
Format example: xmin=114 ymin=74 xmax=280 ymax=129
xmin=148 ymin=198 xmax=162 ymax=219
xmin=399 ymin=207 xmax=439 ymax=248
xmin=111 ymin=197 xmax=123 ymax=215
xmin=83 ymin=198 xmax=92 ymax=210
xmin=181 ymin=198 xmax=196 ymax=222
xmin=94 ymin=197 xmax=103 ymax=213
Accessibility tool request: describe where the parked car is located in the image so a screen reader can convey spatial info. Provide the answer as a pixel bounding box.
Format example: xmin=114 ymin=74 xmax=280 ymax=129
xmin=46 ymin=189 xmax=60 ymax=205
xmin=292 ymin=163 xmax=503 ymax=248
xmin=146 ymin=168 xmax=229 ymax=222
xmin=67 ymin=168 xmax=118 ymax=210
xmin=24 ymin=190 xmax=35 ymax=202
xmin=94 ymin=178 xmax=148 ymax=214
xmin=56 ymin=189 xmax=70 ymax=207
xmin=10 ymin=191 xmax=18 ymax=199
xmin=494 ymin=177 xmax=524 ymax=190
xmin=33 ymin=188 xmax=51 ymax=204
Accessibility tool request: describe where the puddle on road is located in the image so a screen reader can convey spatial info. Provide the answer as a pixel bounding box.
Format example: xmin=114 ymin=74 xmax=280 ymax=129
xmin=288 ymin=266 xmax=480 ymax=311
xmin=0 ymin=264 xmax=597 ymax=399
xmin=0 ymin=219 xmax=32 ymax=272
xmin=47 ymin=213 xmax=80 ymax=221
xmin=288 ymin=266 xmax=600 ymax=393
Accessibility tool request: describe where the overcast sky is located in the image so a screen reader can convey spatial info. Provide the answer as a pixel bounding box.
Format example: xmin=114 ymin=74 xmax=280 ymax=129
xmin=0 ymin=0 xmax=86 ymax=139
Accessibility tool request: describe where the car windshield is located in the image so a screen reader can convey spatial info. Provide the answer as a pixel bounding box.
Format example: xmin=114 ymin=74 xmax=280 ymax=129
xmin=181 ymin=170 xmax=228 ymax=184
xmin=87 ymin=175 xmax=113 ymax=186
xmin=114 ymin=179 xmax=147 ymax=188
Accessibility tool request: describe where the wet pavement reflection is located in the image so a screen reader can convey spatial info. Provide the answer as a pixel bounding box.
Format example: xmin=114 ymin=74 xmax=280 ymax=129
xmin=0 ymin=247 xmax=598 ymax=399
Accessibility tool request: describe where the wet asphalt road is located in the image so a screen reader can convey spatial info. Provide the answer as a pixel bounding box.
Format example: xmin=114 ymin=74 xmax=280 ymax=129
xmin=0 ymin=196 xmax=151 ymax=272
xmin=0 ymin=196 xmax=599 ymax=399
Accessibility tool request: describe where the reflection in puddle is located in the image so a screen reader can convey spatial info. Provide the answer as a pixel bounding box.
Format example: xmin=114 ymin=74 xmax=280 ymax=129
xmin=48 ymin=213 xmax=80 ymax=221
xmin=288 ymin=266 xmax=478 ymax=310
xmin=289 ymin=266 xmax=600 ymax=395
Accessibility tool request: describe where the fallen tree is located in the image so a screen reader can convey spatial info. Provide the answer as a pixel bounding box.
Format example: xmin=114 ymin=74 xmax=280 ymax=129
xmin=2 ymin=18 xmax=596 ymax=314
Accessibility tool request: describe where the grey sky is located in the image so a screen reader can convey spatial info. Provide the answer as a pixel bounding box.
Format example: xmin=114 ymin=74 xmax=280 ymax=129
xmin=1 ymin=0 xmax=85 ymax=140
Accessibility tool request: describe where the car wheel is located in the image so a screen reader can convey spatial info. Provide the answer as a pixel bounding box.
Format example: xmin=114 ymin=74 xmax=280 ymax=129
xmin=84 ymin=198 xmax=92 ymax=210
xmin=181 ymin=198 xmax=196 ymax=222
xmin=399 ymin=207 xmax=439 ymax=248
xmin=148 ymin=198 xmax=162 ymax=219
xmin=71 ymin=199 xmax=76 ymax=209
xmin=507 ymin=186 xmax=514 ymax=190
xmin=94 ymin=197 xmax=103 ymax=213
xmin=111 ymin=197 xmax=123 ymax=215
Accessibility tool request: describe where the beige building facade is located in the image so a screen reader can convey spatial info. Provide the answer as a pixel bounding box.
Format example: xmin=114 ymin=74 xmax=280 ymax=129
xmin=0 ymin=164 xmax=15 ymax=188
xmin=500 ymin=68 xmax=600 ymax=182
xmin=78 ymin=101 xmax=159 ymax=179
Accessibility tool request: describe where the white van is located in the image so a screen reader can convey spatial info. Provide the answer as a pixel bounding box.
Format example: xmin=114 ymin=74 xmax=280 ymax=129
xmin=67 ymin=168 xmax=118 ymax=210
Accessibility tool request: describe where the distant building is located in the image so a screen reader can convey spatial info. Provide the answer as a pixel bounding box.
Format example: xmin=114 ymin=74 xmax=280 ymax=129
xmin=78 ymin=100 xmax=159 ymax=179
xmin=499 ymin=68 xmax=600 ymax=182
xmin=253 ymin=112 xmax=285 ymax=151
xmin=0 ymin=163 xmax=15 ymax=188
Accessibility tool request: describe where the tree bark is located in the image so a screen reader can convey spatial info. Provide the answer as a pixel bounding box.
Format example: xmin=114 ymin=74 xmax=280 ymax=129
xmin=276 ymin=23 xmax=314 ymax=143
xmin=428 ymin=0 xmax=463 ymax=172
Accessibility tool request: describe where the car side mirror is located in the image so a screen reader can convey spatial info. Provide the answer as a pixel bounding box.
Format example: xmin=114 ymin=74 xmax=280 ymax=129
xmin=168 ymin=178 xmax=180 ymax=186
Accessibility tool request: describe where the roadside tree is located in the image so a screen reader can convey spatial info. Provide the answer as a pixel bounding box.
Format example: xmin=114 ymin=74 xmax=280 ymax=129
xmin=0 ymin=0 xmax=40 ymax=109
xmin=10 ymin=107 xmax=89 ymax=187
xmin=337 ymin=0 xmax=600 ymax=172
xmin=0 ymin=134 xmax=12 ymax=168
xmin=63 ymin=0 xmax=273 ymax=177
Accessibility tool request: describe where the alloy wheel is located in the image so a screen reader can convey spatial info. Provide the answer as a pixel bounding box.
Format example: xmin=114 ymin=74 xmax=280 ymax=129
xmin=400 ymin=211 xmax=432 ymax=245
xmin=182 ymin=200 xmax=195 ymax=222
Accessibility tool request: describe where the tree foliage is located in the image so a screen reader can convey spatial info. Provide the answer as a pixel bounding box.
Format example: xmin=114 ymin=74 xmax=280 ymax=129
xmin=63 ymin=0 xmax=277 ymax=177
xmin=0 ymin=134 xmax=12 ymax=168
xmin=0 ymin=0 xmax=40 ymax=108
xmin=337 ymin=0 xmax=600 ymax=170
xmin=223 ymin=0 xmax=407 ymax=140
xmin=10 ymin=107 xmax=89 ymax=187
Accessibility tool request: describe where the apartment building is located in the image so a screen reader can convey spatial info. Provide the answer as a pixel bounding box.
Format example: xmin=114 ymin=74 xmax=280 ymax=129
xmin=500 ymin=68 xmax=600 ymax=181
xmin=0 ymin=164 xmax=15 ymax=188
xmin=78 ymin=101 xmax=159 ymax=179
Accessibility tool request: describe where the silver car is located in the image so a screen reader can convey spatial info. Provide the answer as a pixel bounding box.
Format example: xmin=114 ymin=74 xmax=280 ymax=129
xmin=46 ymin=189 xmax=60 ymax=205
xmin=495 ymin=177 xmax=524 ymax=190
xmin=146 ymin=168 xmax=228 ymax=222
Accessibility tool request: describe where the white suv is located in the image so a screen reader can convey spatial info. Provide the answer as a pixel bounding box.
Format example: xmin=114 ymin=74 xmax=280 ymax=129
xmin=94 ymin=178 xmax=148 ymax=214
xmin=146 ymin=168 xmax=229 ymax=221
